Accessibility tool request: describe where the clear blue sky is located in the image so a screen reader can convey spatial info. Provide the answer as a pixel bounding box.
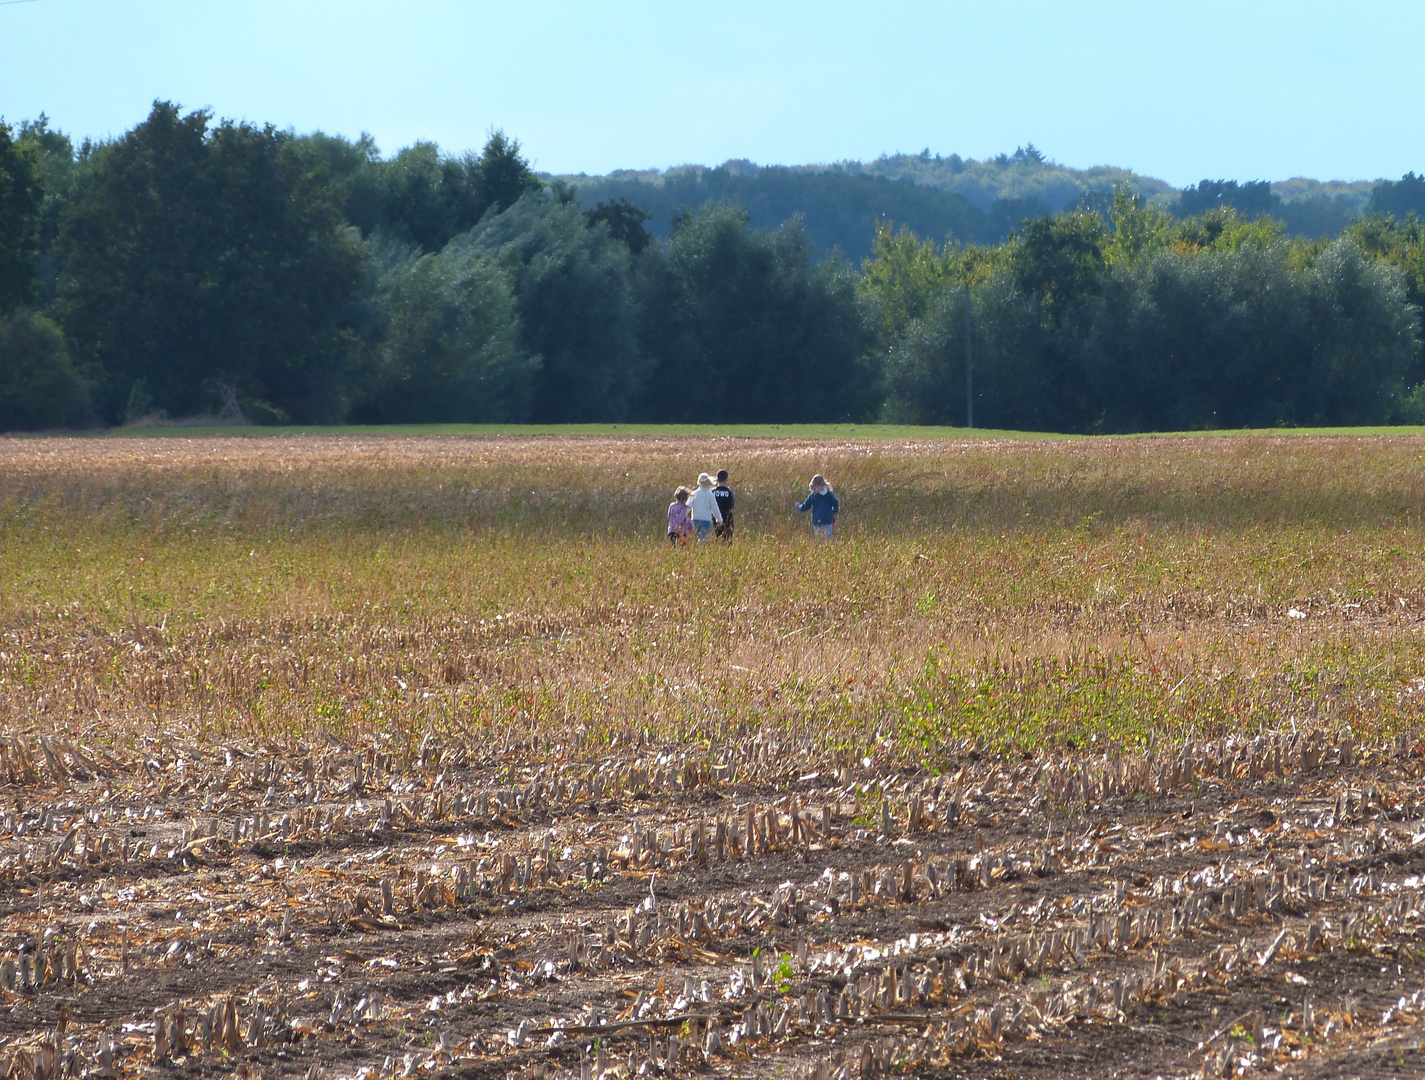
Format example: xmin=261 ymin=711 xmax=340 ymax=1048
xmin=2 ymin=0 xmax=1422 ymax=186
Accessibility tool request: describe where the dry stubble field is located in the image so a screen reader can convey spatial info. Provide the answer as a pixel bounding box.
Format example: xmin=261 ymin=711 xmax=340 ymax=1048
xmin=4 ymin=432 xmax=1425 ymax=1080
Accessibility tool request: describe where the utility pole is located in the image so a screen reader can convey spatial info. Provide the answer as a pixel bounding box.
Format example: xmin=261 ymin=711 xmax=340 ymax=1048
xmin=965 ymin=282 xmax=973 ymax=429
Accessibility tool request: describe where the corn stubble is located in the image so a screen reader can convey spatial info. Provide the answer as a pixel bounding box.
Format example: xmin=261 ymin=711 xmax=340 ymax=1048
xmin=1 ymin=433 xmax=1425 ymax=1078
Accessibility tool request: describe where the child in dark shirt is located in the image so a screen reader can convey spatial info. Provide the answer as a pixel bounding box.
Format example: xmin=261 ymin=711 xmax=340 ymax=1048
xmin=713 ymin=468 xmax=735 ymax=541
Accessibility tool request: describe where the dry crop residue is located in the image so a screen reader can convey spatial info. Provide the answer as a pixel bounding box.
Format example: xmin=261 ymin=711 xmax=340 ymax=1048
xmin=5 ymin=432 xmax=1425 ymax=1079
xmin=2 ymin=731 xmax=1425 ymax=1079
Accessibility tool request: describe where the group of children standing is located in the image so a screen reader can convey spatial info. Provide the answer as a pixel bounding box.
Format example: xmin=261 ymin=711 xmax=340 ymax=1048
xmin=667 ymin=469 xmax=736 ymax=543
xmin=667 ymin=470 xmax=839 ymax=543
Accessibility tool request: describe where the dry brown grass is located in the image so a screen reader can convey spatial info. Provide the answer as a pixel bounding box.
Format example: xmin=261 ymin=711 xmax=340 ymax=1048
xmin=1 ymin=432 xmax=1424 ymax=756
xmin=5 ymin=433 xmax=1425 ymax=1079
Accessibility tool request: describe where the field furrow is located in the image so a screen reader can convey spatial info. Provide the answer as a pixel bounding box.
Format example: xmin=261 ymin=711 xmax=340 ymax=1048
xmin=5 ymin=432 xmax=1425 ymax=1078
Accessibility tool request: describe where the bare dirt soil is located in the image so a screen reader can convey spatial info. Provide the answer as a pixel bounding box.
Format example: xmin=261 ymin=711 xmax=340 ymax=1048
xmin=3 ymin=730 xmax=1425 ymax=1080
xmin=8 ymin=431 xmax=1425 ymax=1080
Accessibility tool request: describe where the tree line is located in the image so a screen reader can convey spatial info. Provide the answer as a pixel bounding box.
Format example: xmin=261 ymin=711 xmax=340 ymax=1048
xmin=566 ymin=162 xmax=1053 ymax=262
xmin=871 ymin=189 xmax=1425 ymax=430
xmin=0 ymin=103 xmax=1423 ymax=432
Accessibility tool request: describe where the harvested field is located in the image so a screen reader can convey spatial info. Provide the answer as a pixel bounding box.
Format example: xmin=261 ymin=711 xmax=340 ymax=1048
xmin=3 ymin=432 xmax=1425 ymax=1080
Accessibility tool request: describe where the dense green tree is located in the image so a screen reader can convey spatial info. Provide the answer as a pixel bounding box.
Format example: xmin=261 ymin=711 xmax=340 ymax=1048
xmin=460 ymin=195 xmax=646 ymax=421
xmin=857 ymin=223 xmax=951 ymax=348
xmin=1165 ymin=180 xmax=1362 ymax=241
xmin=881 ymin=219 xmax=1419 ymax=433
xmin=54 ymin=102 xmax=366 ymax=422
xmin=352 ymin=141 xmax=476 ymax=252
xmin=1089 ymin=242 xmax=1312 ymax=430
xmin=1299 ymin=239 xmax=1418 ymax=422
xmin=1167 ymin=206 xmax=1285 ymax=253
xmin=1086 ymin=239 xmax=1415 ymax=430
xmin=14 ymin=116 xmax=78 ymax=304
xmin=287 ymin=131 xmax=381 ymax=224
xmin=1176 ymin=179 xmax=1281 ymax=219
xmin=352 ymin=242 xmax=534 ymax=422
xmin=1368 ymin=173 xmax=1425 ymax=220
xmin=1277 ymin=194 xmax=1360 ymax=239
xmin=1103 ymin=186 xmax=1173 ymax=265
xmin=0 ymin=311 xmax=91 ymax=430
xmin=640 ymin=205 xmax=876 ymax=421
xmin=476 ymin=131 xmax=545 ymax=216
xmin=0 ymin=121 xmax=42 ymax=313
xmin=1321 ymin=215 xmax=1425 ymax=414
xmin=1009 ymin=212 xmax=1108 ymax=325
xmin=1347 ymin=216 xmax=1425 ymax=334
xmin=344 ymin=131 xmax=544 ymax=253
xmin=584 ymin=197 xmax=653 ymax=255
xmin=883 ymin=276 xmax=1054 ymax=428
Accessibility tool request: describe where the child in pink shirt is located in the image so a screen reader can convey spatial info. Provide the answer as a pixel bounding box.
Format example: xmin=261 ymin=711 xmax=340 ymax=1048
xmin=667 ymin=486 xmax=693 ymax=544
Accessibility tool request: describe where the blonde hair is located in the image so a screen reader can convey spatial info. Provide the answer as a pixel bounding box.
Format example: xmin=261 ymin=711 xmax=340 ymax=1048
xmin=674 ymin=486 xmax=690 ymax=502
xmin=697 ymin=473 xmax=714 ymax=488
xmin=809 ymin=474 xmax=830 ymax=492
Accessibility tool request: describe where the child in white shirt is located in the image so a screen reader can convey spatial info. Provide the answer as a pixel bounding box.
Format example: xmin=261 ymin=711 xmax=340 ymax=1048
xmin=686 ymin=473 xmax=723 ymax=542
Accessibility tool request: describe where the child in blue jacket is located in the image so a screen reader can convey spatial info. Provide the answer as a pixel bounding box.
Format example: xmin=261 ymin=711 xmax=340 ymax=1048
xmin=797 ymin=474 xmax=839 ymax=539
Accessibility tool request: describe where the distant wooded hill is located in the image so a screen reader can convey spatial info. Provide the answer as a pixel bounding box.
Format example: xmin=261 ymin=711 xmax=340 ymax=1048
xmin=562 ymin=162 xmax=1030 ymax=262
xmin=5 ymin=108 xmax=1424 ymax=435
xmin=560 ymin=147 xmax=1387 ymax=262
